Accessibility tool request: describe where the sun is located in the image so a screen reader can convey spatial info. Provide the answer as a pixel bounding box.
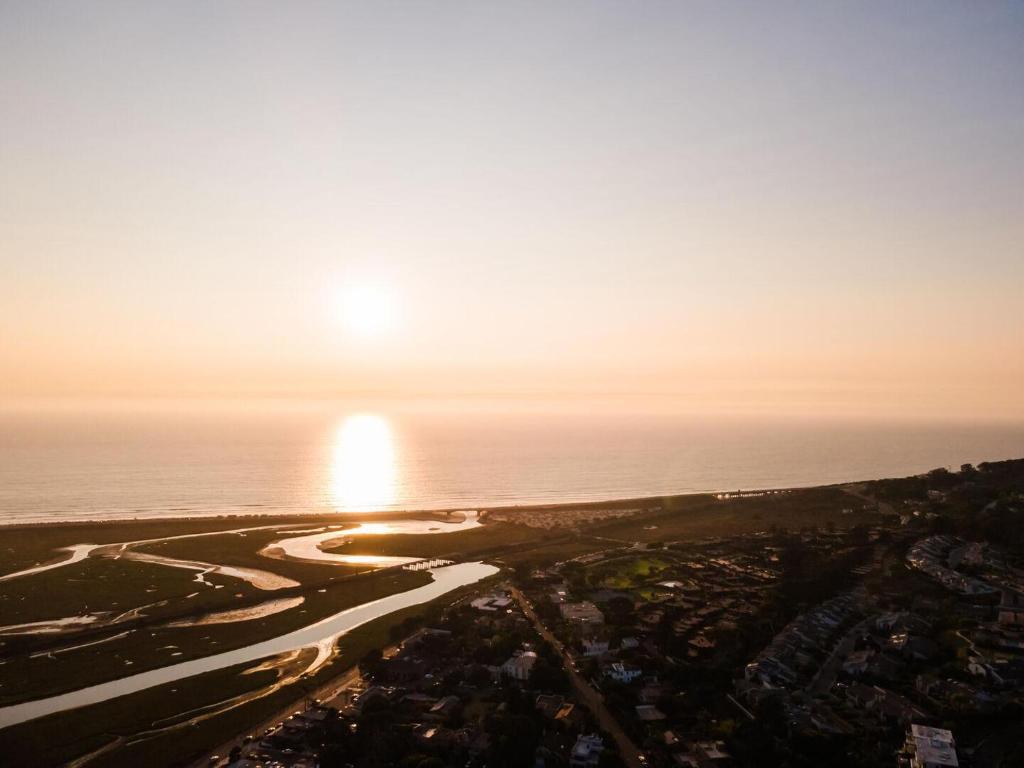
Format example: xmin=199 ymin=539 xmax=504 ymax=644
xmin=338 ymin=284 xmax=399 ymax=339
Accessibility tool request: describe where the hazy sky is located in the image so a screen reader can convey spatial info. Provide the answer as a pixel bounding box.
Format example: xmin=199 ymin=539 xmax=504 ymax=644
xmin=2 ymin=2 xmax=1022 ymax=418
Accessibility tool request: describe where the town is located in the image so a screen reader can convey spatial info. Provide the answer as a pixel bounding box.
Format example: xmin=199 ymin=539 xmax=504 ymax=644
xmin=209 ymin=460 xmax=1024 ymax=768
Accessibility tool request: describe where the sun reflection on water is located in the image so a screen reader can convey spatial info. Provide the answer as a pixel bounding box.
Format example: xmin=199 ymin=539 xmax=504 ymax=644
xmin=330 ymin=413 xmax=397 ymax=511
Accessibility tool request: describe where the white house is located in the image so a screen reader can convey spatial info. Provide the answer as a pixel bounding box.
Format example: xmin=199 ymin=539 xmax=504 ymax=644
xmin=581 ymin=638 xmax=610 ymax=657
xmin=606 ymin=662 xmax=642 ymax=684
xmin=501 ymin=650 xmax=538 ymax=681
xmin=569 ymin=734 xmax=604 ymax=768
xmin=903 ymin=724 xmax=958 ymax=768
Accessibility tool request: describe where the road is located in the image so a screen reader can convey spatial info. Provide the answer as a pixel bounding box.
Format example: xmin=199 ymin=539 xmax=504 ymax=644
xmin=804 ymin=616 xmax=870 ymax=696
xmin=191 ymin=638 xmax=407 ymax=768
xmin=508 ymin=585 xmax=645 ymax=768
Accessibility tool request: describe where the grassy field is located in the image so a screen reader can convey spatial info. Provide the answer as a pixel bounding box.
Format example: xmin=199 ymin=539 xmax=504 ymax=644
xmin=0 ymin=517 xmax=322 ymax=575
xmin=591 ymin=554 xmax=673 ymax=588
xmin=322 ymin=520 xmax=547 ymax=559
xmin=0 ymin=511 xmax=458 ymax=576
xmin=0 ymin=556 xmax=262 ymax=628
xmin=586 ymin=486 xmax=875 ymax=543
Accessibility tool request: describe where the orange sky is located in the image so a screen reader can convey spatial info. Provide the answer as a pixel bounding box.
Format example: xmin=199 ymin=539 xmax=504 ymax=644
xmin=1 ymin=3 xmax=1022 ymax=420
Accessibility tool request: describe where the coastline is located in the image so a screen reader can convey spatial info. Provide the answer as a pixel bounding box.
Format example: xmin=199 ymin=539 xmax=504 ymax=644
xmin=0 ymin=482 xmax=841 ymax=531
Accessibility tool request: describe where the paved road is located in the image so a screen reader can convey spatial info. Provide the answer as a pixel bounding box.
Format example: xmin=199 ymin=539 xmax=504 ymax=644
xmin=192 ymin=639 xmax=407 ymax=768
xmin=805 ymin=616 xmax=870 ymax=696
xmin=509 ymin=585 xmax=644 ymax=768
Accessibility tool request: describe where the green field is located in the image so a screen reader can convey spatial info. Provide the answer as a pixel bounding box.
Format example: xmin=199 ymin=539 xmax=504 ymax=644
xmin=586 ymin=486 xmax=875 ymax=543
xmin=591 ymin=555 xmax=673 ymax=588
xmin=322 ymin=520 xmax=547 ymax=559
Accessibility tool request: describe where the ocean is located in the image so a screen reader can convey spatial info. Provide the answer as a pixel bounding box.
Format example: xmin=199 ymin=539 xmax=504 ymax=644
xmin=2 ymin=400 xmax=1022 ymax=524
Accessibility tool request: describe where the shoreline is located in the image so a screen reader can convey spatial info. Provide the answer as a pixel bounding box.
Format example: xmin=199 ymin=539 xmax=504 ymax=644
xmin=0 ymin=481 xmax=847 ymax=532
xmin=6 ymin=451 xmax=1023 ymax=530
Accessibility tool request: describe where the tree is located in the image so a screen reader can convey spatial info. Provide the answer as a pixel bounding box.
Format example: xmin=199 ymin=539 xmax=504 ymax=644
xmin=529 ymin=657 xmax=569 ymax=693
xmin=603 ymin=595 xmax=635 ymax=626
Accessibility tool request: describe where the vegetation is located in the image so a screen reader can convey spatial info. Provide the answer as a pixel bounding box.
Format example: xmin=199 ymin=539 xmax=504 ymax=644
xmin=0 ymin=567 xmax=429 ymax=705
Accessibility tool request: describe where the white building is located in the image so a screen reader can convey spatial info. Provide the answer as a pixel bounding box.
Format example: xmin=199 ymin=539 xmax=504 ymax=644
xmin=581 ymin=638 xmax=610 ymax=657
xmin=501 ymin=650 xmax=538 ymax=681
xmin=569 ymin=734 xmax=604 ymax=768
xmin=606 ymin=662 xmax=642 ymax=684
xmin=904 ymin=724 xmax=958 ymax=768
xmin=471 ymin=594 xmax=513 ymax=612
xmin=560 ymin=602 xmax=605 ymax=625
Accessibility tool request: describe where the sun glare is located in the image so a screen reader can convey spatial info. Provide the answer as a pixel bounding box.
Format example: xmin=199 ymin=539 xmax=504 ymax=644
xmin=338 ymin=285 xmax=399 ymax=339
xmin=329 ymin=413 xmax=397 ymax=510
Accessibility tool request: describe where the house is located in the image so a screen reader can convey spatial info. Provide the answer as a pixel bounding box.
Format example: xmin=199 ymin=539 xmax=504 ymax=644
xmin=560 ymin=602 xmax=605 ymax=625
xmin=569 ymin=734 xmax=604 ymax=768
xmin=635 ymin=704 xmax=666 ymax=721
xmin=428 ymin=695 xmax=461 ymax=720
xmin=620 ymin=636 xmax=640 ymax=650
xmin=401 ymin=692 xmax=438 ymax=712
xmin=557 ymin=702 xmax=580 ymax=724
xmin=535 ymin=694 xmax=565 ymax=719
xmin=351 ymin=686 xmax=391 ymax=713
xmin=841 ymin=649 xmax=874 ymax=676
xmin=688 ymin=741 xmax=732 ymax=765
xmin=902 ymin=724 xmax=958 ymax=768
xmin=639 ymin=679 xmax=669 ymax=704
xmin=501 ymin=650 xmax=538 ymax=681
xmin=471 ymin=595 xmax=512 ymax=612
xmin=402 ymin=627 xmax=452 ymax=650
xmin=607 ymin=662 xmax=642 ymax=684
xmin=582 ymin=638 xmax=610 ymax=657
xmin=688 ymin=635 xmax=716 ymax=652
xmin=550 ymin=585 xmax=570 ymax=604
xmin=380 ymin=657 xmax=427 ymax=682
xmin=887 ymin=633 xmax=937 ymax=661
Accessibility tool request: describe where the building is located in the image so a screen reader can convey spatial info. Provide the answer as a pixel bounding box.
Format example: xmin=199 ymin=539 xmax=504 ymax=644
xmin=581 ymin=638 xmax=610 ymax=657
xmin=902 ymin=724 xmax=958 ymax=768
xmin=471 ymin=594 xmax=513 ymax=612
xmin=501 ymin=650 xmax=538 ymax=681
xmin=606 ymin=662 xmax=642 ymax=684
xmin=569 ymin=734 xmax=604 ymax=768
xmin=635 ymin=704 xmax=666 ymax=721
xmin=691 ymin=741 xmax=732 ymax=764
xmin=560 ymin=602 xmax=605 ymax=625
xmin=535 ymin=694 xmax=565 ymax=719
xmin=401 ymin=627 xmax=452 ymax=650
xmin=842 ymin=649 xmax=874 ymax=676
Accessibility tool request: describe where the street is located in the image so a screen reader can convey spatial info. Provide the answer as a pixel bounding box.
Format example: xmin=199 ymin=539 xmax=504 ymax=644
xmin=509 ymin=585 xmax=645 ymax=768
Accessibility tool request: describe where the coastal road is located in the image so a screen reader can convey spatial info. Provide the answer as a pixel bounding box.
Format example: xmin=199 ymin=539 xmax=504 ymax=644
xmin=509 ymin=585 xmax=645 ymax=768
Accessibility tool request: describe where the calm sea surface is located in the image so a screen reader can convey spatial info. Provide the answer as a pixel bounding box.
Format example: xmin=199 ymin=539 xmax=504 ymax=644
xmin=2 ymin=400 xmax=1022 ymax=524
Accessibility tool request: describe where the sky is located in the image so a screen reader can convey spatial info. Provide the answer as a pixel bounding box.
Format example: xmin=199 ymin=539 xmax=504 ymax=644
xmin=1 ymin=1 xmax=1022 ymax=419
